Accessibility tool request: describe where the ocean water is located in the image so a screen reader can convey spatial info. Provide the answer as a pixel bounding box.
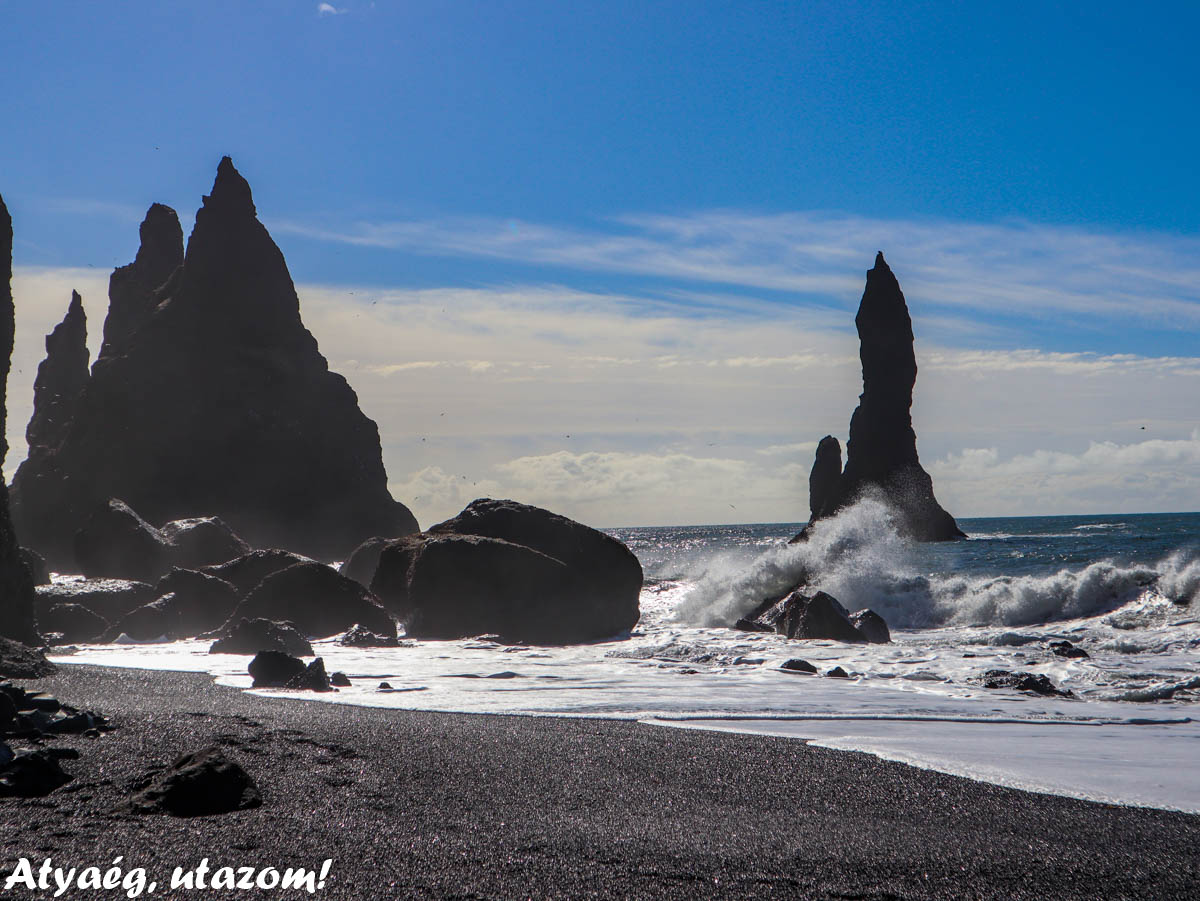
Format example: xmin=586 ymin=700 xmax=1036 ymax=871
xmin=54 ymin=502 xmax=1200 ymax=813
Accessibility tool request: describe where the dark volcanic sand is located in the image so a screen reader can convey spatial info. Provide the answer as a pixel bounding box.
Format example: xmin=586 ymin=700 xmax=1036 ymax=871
xmin=2 ymin=665 xmax=1198 ymax=899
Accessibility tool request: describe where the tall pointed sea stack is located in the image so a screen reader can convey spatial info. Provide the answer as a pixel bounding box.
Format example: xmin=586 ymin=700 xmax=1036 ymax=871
xmin=27 ymin=291 xmax=89 ymax=452
xmin=0 ymin=194 xmax=40 ymax=644
xmin=12 ymin=158 xmax=418 ymax=564
xmin=808 ymin=253 xmax=963 ymax=541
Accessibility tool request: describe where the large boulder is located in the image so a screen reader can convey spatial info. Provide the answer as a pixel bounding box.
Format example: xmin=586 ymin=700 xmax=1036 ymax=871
xmin=227 ymin=562 xmax=396 ymax=640
xmin=372 ymin=499 xmax=642 ymax=644
xmin=11 ymin=160 xmax=418 ymax=566
xmin=74 ymin=499 xmax=172 ymax=581
xmin=200 ymin=549 xmax=316 ymax=597
xmin=801 ymin=254 xmax=964 ymax=542
xmin=35 ymin=578 xmax=156 ymax=624
xmin=127 ymin=746 xmax=261 ymax=817
xmin=0 ymin=195 xmax=40 ymax=646
xmin=153 ymin=569 xmax=240 ymax=633
xmin=37 ymin=603 xmax=109 ymax=644
xmin=0 ymin=637 xmax=56 ymax=678
xmin=207 ymin=618 xmax=313 ymax=657
xmin=158 ymin=517 xmax=248 ymax=569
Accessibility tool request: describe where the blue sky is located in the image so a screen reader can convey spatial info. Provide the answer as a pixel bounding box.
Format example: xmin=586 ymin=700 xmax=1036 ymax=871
xmin=2 ymin=2 xmax=1198 ymax=525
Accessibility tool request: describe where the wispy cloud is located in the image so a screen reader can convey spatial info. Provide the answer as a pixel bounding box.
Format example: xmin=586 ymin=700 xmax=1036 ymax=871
xmin=275 ymin=210 xmax=1200 ymax=328
xmin=317 ymin=3 xmax=346 ymax=16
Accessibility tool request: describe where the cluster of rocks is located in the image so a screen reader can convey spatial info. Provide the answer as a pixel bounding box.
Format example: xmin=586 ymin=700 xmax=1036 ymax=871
xmin=0 ymin=681 xmax=109 ymax=797
xmin=794 ymin=254 xmax=964 ymax=542
xmin=358 ymin=498 xmax=643 ymax=645
xmin=735 ymin=589 xmax=891 ymax=645
xmin=10 ymin=157 xmax=418 ymax=571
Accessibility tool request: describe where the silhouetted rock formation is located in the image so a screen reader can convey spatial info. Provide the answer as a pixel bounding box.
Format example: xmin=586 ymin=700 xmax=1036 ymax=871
xmin=27 ymin=292 xmax=88 ymax=454
xmin=0 ymin=194 xmax=40 ymax=645
xmin=805 ymin=254 xmax=964 ymax=542
xmin=101 ymin=203 xmax=183 ymax=358
xmin=734 ymin=589 xmax=883 ymax=643
xmin=808 ymin=436 xmax=842 ymax=522
xmin=11 ymin=159 xmax=417 ymax=565
xmin=371 ymin=498 xmax=642 ymax=644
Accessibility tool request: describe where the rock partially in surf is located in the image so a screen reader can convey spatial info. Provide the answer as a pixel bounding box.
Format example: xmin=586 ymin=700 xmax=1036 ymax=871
xmin=338 ymin=623 xmax=400 ymax=647
xmin=849 ymin=609 xmax=891 ymax=644
xmin=805 ymin=254 xmax=964 ymax=542
xmin=338 ymin=536 xmax=393 ymax=588
xmin=248 ymin=650 xmax=307 ymax=687
xmin=159 ymin=516 xmax=249 ymax=569
xmin=374 ymin=498 xmax=642 ymax=644
xmin=1049 ymin=640 xmax=1089 ymax=659
xmin=38 ymin=603 xmax=108 ymax=644
xmin=74 ymin=499 xmax=173 ymax=581
xmin=825 ymin=666 xmax=850 ymax=678
xmin=127 ymin=746 xmax=261 ymax=817
xmin=0 ymin=638 xmax=56 ymax=678
xmin=228 ymin=562 xmax=395 ymax=640
xmin=35 ymin=578 xmax=155 ymax=623
xmin=330 ymin=671 xmax=351 ymax=687
xmin=808 ymin=435 xmax=843 ymax=523
xmin=780 ymin=658 xmax=818 ymax=673
xmin=978 ymin=670 xmax=1073 ymax=698
xmin=207 ymin=617 xmax=313 ymax=657
xmin=200 ymin=549 xmax=317 ymax=597
xmin=19 ymin=548 xmax=50 ymax=586
xmin=743 ymin=590 xmax=867 ymax=643
xmin=290 ymin=657 xmax=332 ymax=692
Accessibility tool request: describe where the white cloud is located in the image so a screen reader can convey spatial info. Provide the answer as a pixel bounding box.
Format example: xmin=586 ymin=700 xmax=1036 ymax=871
xmin=317 ymin=3 xmax=346 ymax=16
xmin=274 ymin=210 xmax=1200 ymax=328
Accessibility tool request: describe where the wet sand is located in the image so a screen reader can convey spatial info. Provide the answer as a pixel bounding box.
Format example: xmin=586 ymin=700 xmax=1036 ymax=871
xmin=2 ymin=663 xmax=1198 ymax=899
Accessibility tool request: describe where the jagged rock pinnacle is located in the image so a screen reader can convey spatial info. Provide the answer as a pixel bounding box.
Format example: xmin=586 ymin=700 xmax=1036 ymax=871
xmin=26 ymin=290 xmax=89 ymax=451
xmin=101 ymin=204 xmax=183 ymax=358
xmin=203 ymin=156 xmax=257 ymax=218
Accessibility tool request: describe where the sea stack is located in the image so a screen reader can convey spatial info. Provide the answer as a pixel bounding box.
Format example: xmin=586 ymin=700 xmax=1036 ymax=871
xmin=0 ymin=193 xmax=40 ymax=644
xmin=11 ymin=157 xmax=418 ymax=565
xmin=806 ymin=253 xmax=964 ymax=541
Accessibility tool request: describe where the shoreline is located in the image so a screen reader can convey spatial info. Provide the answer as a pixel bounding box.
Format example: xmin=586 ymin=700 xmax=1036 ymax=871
xmin=2 ymin=663 xmax=1198 ymax=899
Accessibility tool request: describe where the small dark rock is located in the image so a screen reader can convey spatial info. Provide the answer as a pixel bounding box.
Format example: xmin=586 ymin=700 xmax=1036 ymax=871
xmin=286 ymin=657 xmax=332 ymax=692
xmin=979 ymin=669 xmax=1073 ymax=698
xmin=247 ymin=650 xmax=307 ymax=688
xmin=826 ymin=666 xmax=850 ymax=678
xmin=338 ymin=623 xmax=400 ymax=647
xmin=127 ymin=746 xmax=261 ymax=817
xmin=743 ymin=590 xmax=866 ymax=643
xmin=849 ymin=609 xmax=891 ymax=644
xmin=207 ymin=618 xmax=314 ymax=657
xmin=1049 ymin=640 xmax=1090 ymax=659
xmin=330 ymin=671 xmax=351 ymax=687
xmin=0 ymin=747 xmax=76 ymax=796
xmin=780 ymin=658 xmax=818 ymax=674
xmin=378 ymin=681 xmax=393 ymax=690
xmin=0 ymin=693 xmax=16 ymax=730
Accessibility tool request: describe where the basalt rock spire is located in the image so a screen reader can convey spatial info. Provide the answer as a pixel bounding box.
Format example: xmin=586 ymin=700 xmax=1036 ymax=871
xmin=27 ymin=291 xmax=89 ymax=452
xmin=0 ymin=193 xmax=40 ymax=644
xmin=807 ymin=253 xmax=964 ymax=541
xmin=11 ymin=157 xmax=418 ymax=565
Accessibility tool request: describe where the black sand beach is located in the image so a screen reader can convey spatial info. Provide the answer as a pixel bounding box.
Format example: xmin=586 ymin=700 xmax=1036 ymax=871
xmin=1 ymin=665 xmax=1198 ymax=899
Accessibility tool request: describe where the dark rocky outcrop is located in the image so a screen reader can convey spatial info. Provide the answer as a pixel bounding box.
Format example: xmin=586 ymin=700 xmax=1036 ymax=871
xmin=247 ymin=650 xmax=307 ymax=687
xmin=35 ymin=578 xmax=155 ymax=624
xmin=26 ymin=291 xmax=89 ymax=460
xmin=158 ymin=517 xmax=249 ymax=569
xmin=800 ymin=254 xmax=964 ymax=542
xmin=11 ymin=159 xmax=418 ymax=567
xmin=207 ymin=618 xmax=313 ymax=657
xmin=38 ymin=603 xmax=109 ymax=644
xmin=19 ymin=548 xmax=50 ymax=585
xmin=779 ymin=658 xmax=818 ymax=674
xmin=151 ymin=569 xmax=240 ymax=634
xmin=0 ymin=747 xmax=76 ymax=797
xmin=371 ymin=499 xmax=642 ymax=644
xmin=808 ymin=436 xmax=843 ymax=522
xmin=850 ymin=609 xmax=891 ymax=644
xmin=1049 ymin=640 xmax=1089 ymax=659
xmin=330 ymin=671 xmax=351 ymax=687
xmin=101 ymin=202 xmax=183 ymax=358
xmin=228 ymin=562 xmax=396 ymax=640
xmin=0 ymin=637 xmax=56 ymax=678
xmin=338 ymin=623 xmax=401 ymax=647
xmin=127 ymin=746 xmax=261 ymax=817
xmin=0 ymin=194 xmax=39 ymax=645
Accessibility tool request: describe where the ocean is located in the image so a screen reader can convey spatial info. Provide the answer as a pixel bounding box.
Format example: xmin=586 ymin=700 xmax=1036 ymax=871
xmin=53 ymin=502 xmax=1200 ymax=813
